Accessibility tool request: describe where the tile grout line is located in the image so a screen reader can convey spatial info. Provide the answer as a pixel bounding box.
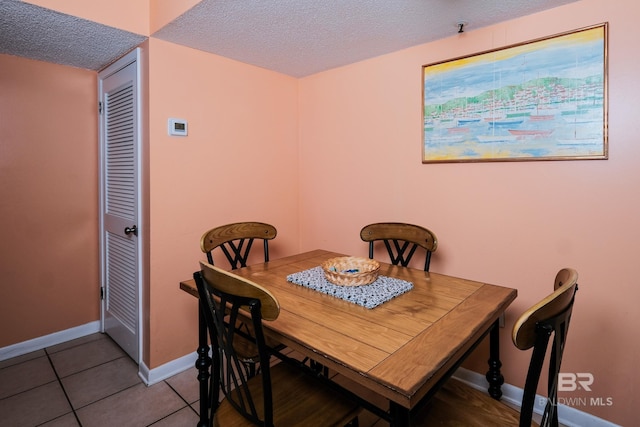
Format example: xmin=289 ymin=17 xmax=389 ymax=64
xmin=44 ymin=348 xmax=83 ymax=427
xmin=144 ymin=380 xmax=199 ymax=426
xmin=0 ymin=361 xmax=58 ymax=402
xmin=164 ymin=380 xmax=200 ymax=415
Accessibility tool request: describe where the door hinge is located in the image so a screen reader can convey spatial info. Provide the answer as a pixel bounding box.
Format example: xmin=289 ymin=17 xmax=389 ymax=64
xmin=100 ymin=287 xmax=105 ymax=300
xmin=98 ymin=101 xmax=103 ymax=115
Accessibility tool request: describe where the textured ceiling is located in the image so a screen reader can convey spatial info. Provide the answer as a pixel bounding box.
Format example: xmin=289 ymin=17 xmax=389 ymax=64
xmin=1 ymin=0 xmax=580 ymax=75
xmin=0 ymin=1 xmax=146 ymax=71
xmin=153 ymin=0 xmax=581 ymax=77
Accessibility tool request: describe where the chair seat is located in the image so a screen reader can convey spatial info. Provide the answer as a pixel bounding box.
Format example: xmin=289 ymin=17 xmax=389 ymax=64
xmin=416 ymin=378 xmax=539 ymax=427
xmin=214 ymin=362 xmax=361 ymax=426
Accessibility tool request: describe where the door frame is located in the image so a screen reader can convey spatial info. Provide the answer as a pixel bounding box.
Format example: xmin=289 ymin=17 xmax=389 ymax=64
xmin=98 ymin=48 xmax=145 ymax=364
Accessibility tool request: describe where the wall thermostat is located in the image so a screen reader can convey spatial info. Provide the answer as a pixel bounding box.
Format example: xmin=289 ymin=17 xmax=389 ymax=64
xmin=168 ymin=118 xmax=188 ymax=136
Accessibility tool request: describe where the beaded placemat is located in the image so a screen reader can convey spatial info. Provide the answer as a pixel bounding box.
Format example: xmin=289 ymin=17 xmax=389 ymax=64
xmin=286 ymin=266 xmax=413 ymax=309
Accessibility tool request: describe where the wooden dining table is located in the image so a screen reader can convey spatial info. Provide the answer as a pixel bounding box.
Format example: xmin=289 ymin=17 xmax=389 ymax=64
xmin=180 ymin=249 xmax=517 ymax=426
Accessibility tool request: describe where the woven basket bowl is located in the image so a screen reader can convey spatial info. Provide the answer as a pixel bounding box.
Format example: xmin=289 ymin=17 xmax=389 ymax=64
xmin=321 ymin=256 xmax=380 ymax=286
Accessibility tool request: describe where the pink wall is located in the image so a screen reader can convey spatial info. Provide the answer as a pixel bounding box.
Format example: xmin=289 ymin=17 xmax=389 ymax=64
xmin=23 ymin=0 xmax=201 ymax=36
xmin=0 ymin=54 xmax=100 ymax=346
xmin=24 ymin=0 xmax=150 ymax=35
xmin=150 ymin=0 xmax=201 ymax=33
xmin=298 ymin=1 xmax=636 ymax=424
xmin=24 ymin=0 xmax=199 ymax=36
xmin=2 ymin=0 xmax=634 ymax=424
xmin=145 ymin=39 xmax=300 ymax=368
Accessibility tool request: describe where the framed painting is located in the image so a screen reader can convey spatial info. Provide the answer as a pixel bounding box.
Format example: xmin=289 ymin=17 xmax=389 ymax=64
xmin=422 ymin=23 xmax=608 ymax=163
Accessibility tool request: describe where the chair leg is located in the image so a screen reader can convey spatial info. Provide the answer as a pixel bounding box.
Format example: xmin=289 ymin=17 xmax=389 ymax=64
xmin=345 ymin=416 xmax=359 ymax=427
xmin=309 ymin=359 xmax=329 ymax=377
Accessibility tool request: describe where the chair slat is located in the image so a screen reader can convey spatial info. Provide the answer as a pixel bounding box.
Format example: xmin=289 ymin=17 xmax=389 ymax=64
xmin=360 ymin=222 xmax=437 ymax=271
xmin=200 ymin=221 xmax=277 ymax=270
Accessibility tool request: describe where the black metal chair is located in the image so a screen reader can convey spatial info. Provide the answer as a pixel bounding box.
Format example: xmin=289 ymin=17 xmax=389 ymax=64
xmin=199 ymin=222 xmax=279 ymax=378
xmin=200 ymin=221 xmax=277 ymax=270
xmin=415 ymin=268 xmax=579 ymax=427
xmin=360 ymin=222 xmax=438 ymax=271
xmin=194 ymin=261 xmax=361 ymax=427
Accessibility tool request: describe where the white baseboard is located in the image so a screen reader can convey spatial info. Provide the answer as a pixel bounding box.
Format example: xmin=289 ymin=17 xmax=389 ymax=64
xmin=138 ymin=351 xmax=196 ymax=386
xmin=454 ymin=367 xmax=620 ymax=427
xmin=0 ymin=321 xmax=101 ymax=362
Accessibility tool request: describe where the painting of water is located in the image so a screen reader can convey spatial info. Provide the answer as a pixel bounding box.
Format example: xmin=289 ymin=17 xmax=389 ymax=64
xmin=422 ymin=23 xmax=608 ymax=163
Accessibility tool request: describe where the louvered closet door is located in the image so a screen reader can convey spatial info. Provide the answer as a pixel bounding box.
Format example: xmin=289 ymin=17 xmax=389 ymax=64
xmin=99 ymin=52 xmax=140 ymax=363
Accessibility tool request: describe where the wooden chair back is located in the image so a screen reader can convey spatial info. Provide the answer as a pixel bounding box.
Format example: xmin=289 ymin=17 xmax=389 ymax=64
xmin=194 ymin=261 xmax=280 ymax=424
xmin=512 ymin=268 xmax=578 ymax=427
xmin=200 ymin=221 xmax=277 ymax=270
xmin=360 ymin=222 xmax=438 ymax=271
xmin=194 ymin=261 xmax=360 ymax=426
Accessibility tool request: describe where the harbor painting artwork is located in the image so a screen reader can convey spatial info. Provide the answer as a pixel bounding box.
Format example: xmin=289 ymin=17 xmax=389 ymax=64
xmin=422 ymin=23 xmax=608 ymax=163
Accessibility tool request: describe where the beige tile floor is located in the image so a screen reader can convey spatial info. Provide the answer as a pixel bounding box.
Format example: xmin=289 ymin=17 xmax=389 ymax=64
xmin=0 ymin=333 xmax=200 ymax=427
xmin=0 ymin=333 xmax=385 ymax=427
xmin=1 ymin=332 xmax=554 ymax=427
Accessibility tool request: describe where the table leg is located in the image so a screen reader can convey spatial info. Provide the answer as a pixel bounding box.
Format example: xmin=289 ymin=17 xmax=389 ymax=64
xmin=486 ymin=319 xmax=504 ymax=400
xmin=196 ymin=301 xmax=211 ymax=427
xmin=389 ymin=402 xmax=410 ymax=426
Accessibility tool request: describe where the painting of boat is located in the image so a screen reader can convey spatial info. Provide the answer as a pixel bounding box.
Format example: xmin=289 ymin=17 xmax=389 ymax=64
xmin=508 ymin=129 xmax=554 ymax=137
xmin=476 ymin=134 xmax=518 ymax=143
xmin=529 ymin=114 xmax=555 ymax=121
xmin=457 ymin=117 xmax=482 ymax=125
xmin=487 ymin=117 xmax=525 ymax=127
xmin=448 ymin=126 xmax=470 ymax=134
xmin=426 ymin=134 xmax=467 ymax=144
xmin=422 ymin=23 xmax=607 ymax=163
